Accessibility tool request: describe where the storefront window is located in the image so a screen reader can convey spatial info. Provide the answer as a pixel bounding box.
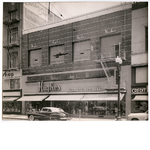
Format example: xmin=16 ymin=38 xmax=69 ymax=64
xmin=131 ymin=101 xmax=148 ymax=113
xmin=10 ymin=79 xmax=20 ymax=89
xmin=3 ymin=101 xmax=22 ymax=113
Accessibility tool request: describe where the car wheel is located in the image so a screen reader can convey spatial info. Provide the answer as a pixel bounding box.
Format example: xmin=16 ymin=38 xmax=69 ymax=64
xmin=28 ymin=115 xmax=35 ymax=121
xmin=131 ymin=118 xmax=139 ymax=121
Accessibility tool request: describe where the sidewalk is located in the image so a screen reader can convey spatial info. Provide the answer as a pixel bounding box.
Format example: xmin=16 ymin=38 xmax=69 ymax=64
xmin=2 ymin=114 xmax=127 ymax=121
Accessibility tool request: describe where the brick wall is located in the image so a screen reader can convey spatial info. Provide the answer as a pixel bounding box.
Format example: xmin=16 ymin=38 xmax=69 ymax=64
xmin=22 ymin=9 xmax=131 ymax=76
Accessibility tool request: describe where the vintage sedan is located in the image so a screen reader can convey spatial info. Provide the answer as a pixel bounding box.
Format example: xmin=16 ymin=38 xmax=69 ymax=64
xmin=27 ymin=107 xmax=71 ymax=121
xmin=127 ymin=110 xmax=148 ymax=121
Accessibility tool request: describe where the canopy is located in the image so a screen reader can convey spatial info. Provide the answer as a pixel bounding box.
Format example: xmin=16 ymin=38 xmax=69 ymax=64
xmin=45 ymin=95 xmax=84 ymax=101
xmin=81 ymin=94 xmax=124 ymax=101
xmin=3 ymin=97 xmax=19 ymax=101
xmin=132 ymin=95 xmax=148 ymax=101
xmin=17 ymin=95 xmax=48 ymax=101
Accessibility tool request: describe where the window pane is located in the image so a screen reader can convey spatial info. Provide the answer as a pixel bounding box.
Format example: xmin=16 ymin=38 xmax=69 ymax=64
xmin=136 ymin=67 xmax=148 ymax=83
xmin=29 ymin=50 xmax=42 ymax=67
xmin=10 ymin=28 xmax=18 ymax=43
xmin=8 ymin=52 xmax=18 ymax=69
xmin=10 ymin=79 xmax=20 ymax=89
xmin=101 ymin=35 xmax=121 ymax=59
xmin=50 ymin=45 xmax=65 ymax=64
xmin=74 ymin=40 xmax=90 ymax=61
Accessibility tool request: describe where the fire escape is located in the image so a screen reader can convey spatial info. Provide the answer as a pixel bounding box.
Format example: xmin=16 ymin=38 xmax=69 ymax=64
xmin=3 ymin=9 xmax=21 ymax=71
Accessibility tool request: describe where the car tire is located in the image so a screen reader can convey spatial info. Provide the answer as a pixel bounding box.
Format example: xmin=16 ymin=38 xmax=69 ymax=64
xmin=28 ymin=115 xmax=35 ymax=121
xmin=131 ymin=118 xmax=139 ymax=121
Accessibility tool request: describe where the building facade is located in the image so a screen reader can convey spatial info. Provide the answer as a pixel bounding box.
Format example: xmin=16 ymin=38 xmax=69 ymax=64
xmin=131 ymin=2 xmax=148 ymax=114
xmin=2 ymin=2 xmax=62 ymax=114
xmin=19 ymin=3 xmax=132 ymax=118
xmin=3 ymin=2 xmax=23 ymax=114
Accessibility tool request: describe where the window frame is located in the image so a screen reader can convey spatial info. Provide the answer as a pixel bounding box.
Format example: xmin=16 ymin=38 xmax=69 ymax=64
xmin=132 ymin=66 xmax=148 ymax=86
xmin=73 ymin=39 xmax=91 ymax=62
xmin=9 ymin=27 xmax=18 ymax=44
xmin=49 ymin=44 xmax=65 ymax=65
xmin=100 ymin=34 xmax=121 ymax=60
xmin=28 ymin=48 xmax=42 ymax=67
xmin=8 ymin=51 xmax=18 ymax=69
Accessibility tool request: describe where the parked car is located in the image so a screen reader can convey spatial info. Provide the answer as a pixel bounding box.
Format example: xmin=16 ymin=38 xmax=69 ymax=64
xmin=27 ymin=107 xmax=72 ymax=121
xmin=127 ymin=110 xmax=148 ymax=121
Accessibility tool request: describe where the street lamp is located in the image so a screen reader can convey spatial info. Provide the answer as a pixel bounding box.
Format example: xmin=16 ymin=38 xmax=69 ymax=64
xmin=115 ymin=56 xmax=122 ymax=121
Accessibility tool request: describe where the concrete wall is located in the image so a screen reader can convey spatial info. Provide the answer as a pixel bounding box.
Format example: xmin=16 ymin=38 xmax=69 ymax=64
xmin=132 ymin=7 xmax=148 ymax=54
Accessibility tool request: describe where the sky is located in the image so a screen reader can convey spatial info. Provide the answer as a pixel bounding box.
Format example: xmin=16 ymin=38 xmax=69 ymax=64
xmin=1 ymin=1 xmax=124 ymax=19
xmin=48 ymin=1 xmax=121 ymax=19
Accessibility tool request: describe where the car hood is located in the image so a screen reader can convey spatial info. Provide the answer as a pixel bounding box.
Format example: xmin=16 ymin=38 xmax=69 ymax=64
xmin=128 ymin=113 xmax=147 ymax=116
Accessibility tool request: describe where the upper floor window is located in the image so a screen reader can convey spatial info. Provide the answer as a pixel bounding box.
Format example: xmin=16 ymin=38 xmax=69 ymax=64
xmin=10 ymin=79 xmax=20 ymax=89
xmin=9 ymin=27 xmax=18 ymax=44
xmin=8 ymin=52 xmax=18 ymax=69
xmin=100 ymin=34 xmax=121 ymax=59
xmin=49 ymin=45 xmax=65 ymax=64
xmin=136 ymin=67 xmax=148 ymax=84
xmin=145 ymin=27 xmax=148 ymax=51
xmin=10 ymin=10 xmax=18 ymax=20
xmin=73 ymin=40 xmax=90 ymax=62
xmin=29 ymin=49 xmax=42 ymax=67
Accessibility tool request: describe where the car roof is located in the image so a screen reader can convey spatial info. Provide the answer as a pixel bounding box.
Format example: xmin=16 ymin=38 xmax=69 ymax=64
xmin=42 ymin=107 xmax=61 ymax=110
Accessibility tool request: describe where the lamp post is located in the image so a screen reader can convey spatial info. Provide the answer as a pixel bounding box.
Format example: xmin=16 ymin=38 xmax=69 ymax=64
xmin=115 ymin=56 xmax=122 ymax=121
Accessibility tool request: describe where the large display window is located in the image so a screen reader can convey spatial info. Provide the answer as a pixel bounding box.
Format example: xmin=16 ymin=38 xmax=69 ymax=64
xmin=3 ymin=101 xmax=22 ymax=114
xmin=25 ymin=99 xmax=126 ymax=117
xmin=131 ymin=101 xmax=148 ymax=113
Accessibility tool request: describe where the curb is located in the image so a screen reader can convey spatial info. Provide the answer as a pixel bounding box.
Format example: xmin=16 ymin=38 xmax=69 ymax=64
xmin=2 ymin=117 xmax=28 ymax=120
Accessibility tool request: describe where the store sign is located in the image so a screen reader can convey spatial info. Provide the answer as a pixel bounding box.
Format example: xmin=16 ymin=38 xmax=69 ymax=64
xmin=3 ymin=70 xmax=21 ymax=79
xmin=39 ymin=82 xmax=61 ymax=92
xmin=69 ymin=86 xmax=104 ymax=92
xmin=132 ymin=87 xmax=148 ymax=94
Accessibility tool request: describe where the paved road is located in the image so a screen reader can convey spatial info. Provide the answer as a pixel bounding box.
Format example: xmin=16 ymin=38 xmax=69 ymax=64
xmin=2 ymin=118 xmax=118 ymax=121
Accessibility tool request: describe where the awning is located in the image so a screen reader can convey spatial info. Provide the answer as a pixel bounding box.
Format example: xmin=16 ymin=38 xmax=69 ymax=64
xmin=3 ymin=97 xmax=19 ymax=101
xmin=81 ymin=94 xmax=124 ymax=101
xmin=132 ymin=95 xmax=148 ymax=101
xmin=17 ymin=95 xmax=48 ymax=101
xmin=45 ymin=95 xmax=84 ymax=101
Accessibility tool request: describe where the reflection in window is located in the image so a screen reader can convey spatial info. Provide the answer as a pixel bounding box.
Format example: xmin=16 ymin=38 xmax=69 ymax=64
xmin=131 ymin=101 xmax=148 ymax=113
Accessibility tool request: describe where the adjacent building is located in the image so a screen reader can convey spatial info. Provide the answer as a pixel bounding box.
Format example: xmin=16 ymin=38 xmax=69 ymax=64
xmin=131 ymin=2 xmax=148 ymax=113
xmin=2 ymin=2 xmax=62 ymax=114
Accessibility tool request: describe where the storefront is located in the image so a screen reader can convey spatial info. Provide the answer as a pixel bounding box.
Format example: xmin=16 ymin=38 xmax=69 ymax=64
xmin=2 ymin=70 xmax=22 ymax=114
xmin=131 ymin=86 xmax=148 ymax=113
xmin=2 ymin=90 xmax=22 ymax=114
xmin=19 ymin=76 xmax=127 ymax=118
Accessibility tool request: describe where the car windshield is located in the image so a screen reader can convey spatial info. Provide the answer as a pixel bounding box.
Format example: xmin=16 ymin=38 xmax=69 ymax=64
xmin=58 ymin=108 xmax=64 ymax=112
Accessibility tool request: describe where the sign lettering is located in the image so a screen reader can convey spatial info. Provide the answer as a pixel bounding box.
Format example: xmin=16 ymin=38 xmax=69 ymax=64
xmin=3 ymin=71 xmax=14 ymax=77
xmin=39 ymin=82 xmax=61 ymax=92
xmin=132 ymin=87 xmax=148 ymax=94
